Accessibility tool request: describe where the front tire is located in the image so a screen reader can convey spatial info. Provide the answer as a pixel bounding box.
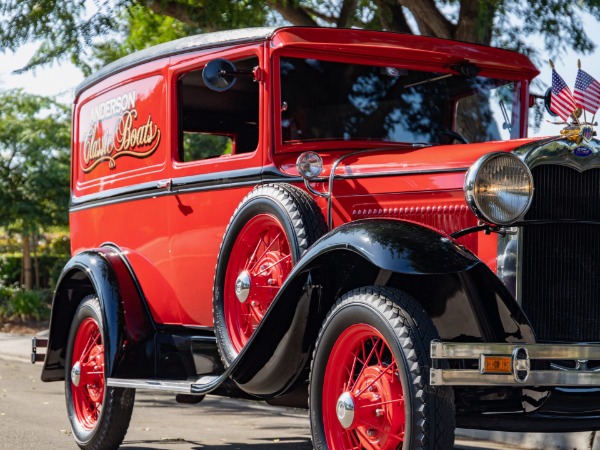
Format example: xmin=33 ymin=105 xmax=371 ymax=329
xmin=309 ymin=286 xmax=455 ymax=450
xmin=65 ymin=295 xmax=135 ymax=450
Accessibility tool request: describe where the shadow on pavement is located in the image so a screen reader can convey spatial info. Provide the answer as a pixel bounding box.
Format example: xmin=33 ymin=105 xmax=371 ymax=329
xmin=121 ymin=437 xmax=313 ymax=449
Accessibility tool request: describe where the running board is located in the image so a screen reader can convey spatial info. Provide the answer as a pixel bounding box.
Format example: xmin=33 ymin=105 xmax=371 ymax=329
xmin=107 ymin=375 xmax=222 ymax=394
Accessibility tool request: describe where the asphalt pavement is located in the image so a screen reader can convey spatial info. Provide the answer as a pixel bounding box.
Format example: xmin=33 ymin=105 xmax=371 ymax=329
xmin=0 ymin=332 xmax=596 ymax=450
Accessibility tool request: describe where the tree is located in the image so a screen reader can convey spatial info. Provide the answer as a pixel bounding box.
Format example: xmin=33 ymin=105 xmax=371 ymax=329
xmin=0 ymin=90 xmax=71 ymax=289
xmin=0 ymin=1 xmax=598 ymax=75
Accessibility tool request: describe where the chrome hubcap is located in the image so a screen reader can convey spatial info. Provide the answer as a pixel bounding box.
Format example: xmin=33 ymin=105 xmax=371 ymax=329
xmin=336 ymin=391 xmax=355 ymax=429
xmin=235 ymin=270 xmax=251 ymax=303
xmin=71 ymin=361 xmax=82 ymax=387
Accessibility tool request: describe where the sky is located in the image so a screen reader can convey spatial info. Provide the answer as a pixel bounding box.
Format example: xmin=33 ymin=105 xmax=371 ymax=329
xmin=0 ymin=43 xmax=83 ymax=102
xmin=0 ymin=14 xmax=598 ymax=139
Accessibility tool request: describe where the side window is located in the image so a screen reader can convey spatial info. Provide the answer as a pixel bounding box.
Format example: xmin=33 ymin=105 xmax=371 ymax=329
xmin=178 ymin=56 xmax=259 ymax=162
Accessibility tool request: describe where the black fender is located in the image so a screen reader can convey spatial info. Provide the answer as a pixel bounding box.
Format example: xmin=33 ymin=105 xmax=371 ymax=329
xmin=41 ymin=245 xmax=155 ymax=382
xmin=229 ymin=219 xmax=535 ymax=396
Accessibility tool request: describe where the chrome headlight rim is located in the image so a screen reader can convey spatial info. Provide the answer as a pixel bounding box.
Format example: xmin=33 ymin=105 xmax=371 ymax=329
xmin=465 ymin=152 xmax=534 ymax=226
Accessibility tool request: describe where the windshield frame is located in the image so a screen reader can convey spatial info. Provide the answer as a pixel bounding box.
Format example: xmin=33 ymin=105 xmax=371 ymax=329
xmin=273 ymin=49 xmax=530 ymax=153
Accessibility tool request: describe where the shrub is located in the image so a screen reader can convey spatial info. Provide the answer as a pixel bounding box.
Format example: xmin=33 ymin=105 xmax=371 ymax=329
xmin=0 ymin=287 xmax=52 ymax=321
xmin=0 ymin=254 xmax=69 ymax=288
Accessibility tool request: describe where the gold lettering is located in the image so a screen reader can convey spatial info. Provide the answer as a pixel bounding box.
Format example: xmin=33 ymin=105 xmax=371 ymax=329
xmin=81 ymin=107 xmax=161 ymax=173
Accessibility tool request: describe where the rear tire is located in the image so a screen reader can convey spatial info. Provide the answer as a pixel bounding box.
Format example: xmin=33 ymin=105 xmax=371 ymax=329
xmin=309 ymin=286 xmax=455 ymax=450
xmin=65 ymin=295 xmax=135 ymax=450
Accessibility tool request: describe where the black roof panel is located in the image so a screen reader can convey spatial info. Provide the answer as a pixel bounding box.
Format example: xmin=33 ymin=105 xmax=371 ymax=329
xmin=75 ymin=27 xmax=276 ymax=97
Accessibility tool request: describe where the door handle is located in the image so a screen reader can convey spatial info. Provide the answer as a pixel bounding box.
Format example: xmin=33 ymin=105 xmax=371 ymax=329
xmin=157 ymin=179 xmax=172 ymax=190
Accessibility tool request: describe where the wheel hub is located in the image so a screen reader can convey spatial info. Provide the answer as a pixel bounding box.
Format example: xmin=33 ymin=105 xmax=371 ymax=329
xmin=71 ymin=361 xmax=82 ymax=387
xmin=235 ymin=270 xmax=251 ymax=303
xmin=336 ymin=391 xmax=355 ymax=429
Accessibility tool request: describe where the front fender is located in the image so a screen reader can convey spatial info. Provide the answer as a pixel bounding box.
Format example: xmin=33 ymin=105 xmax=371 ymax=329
xmin=230 ymin=219 xmax=526 ymax=396
xmin=41 ymin=246 xmax=155 ymax=382
xmin=298 ymin=219 xmax=481 ymax=275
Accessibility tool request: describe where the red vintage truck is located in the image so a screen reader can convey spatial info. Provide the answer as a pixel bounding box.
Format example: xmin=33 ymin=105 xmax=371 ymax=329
xmin=32 ymin=26 xmax=600 ymax=449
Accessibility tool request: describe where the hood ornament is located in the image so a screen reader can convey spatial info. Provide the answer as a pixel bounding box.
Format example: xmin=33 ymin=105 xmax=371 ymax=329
xmin=548 ymin=59 xmax=599 ymax=145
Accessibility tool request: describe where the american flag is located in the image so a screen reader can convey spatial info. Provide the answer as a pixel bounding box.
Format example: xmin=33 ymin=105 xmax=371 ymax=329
xmin=551 ymin=69 xmax=577 ymax=121
xmin=574 ymin=68 xmax=600 ymax=115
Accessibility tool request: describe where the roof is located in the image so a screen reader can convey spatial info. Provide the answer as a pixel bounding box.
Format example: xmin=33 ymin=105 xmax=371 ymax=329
xmin=75 ymin=26 xmax=539 ymax=98
xmin=75 ymin=27 xmax=276 ymax=97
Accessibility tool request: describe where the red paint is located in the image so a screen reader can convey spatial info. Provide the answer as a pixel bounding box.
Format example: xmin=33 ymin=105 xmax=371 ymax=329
xmin=224 ymin=214 xmax=292 ymax=351
xmin=71 ymin=317 xmax=104 ymax=431
xmin=70 ymin=27 xmax=541 ymax=328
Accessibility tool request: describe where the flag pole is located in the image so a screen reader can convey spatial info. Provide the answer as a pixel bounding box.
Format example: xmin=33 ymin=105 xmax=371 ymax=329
xmin=578 ymin=59 xmax=588 ymax=124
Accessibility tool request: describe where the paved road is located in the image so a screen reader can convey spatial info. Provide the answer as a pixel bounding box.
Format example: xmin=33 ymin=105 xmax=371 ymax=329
xmin=0 ymin=333 xmax=587 ymax=450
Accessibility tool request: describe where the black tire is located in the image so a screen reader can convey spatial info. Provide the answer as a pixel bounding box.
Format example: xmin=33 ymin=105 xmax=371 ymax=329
xmin=309 ymin=286 xmax=455 ymax=450
xmin=213 ymin=183 xmax=326 ymax=366
xmin=65 ymin=295 xmax=135 ymax=450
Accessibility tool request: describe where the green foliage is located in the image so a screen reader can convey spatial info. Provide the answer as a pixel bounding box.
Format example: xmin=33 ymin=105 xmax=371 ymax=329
xmin=0 ymin=254 xmax=69 ymax=288
xmin=0 ymin=0 xmax=121 ymax=76
xmin=91 ymin=4 xmax=200 ymax=69
xmin=0 ymin=0 xmax=269 ymax=75
xmin=183 ymin=132 xmax=233 ymax=162
xmin=0 ymin=287 xmax=52 ymax=321
xmin=0 ymin=90 xmax=71 ymax=235
xmin=0 ymin=1 xmax=599 ymax=75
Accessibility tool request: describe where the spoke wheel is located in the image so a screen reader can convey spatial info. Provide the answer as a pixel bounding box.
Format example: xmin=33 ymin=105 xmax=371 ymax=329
xmin=324 ymin=324 xmax=405 ymax=450
xmin=310 ymin=286 xmax=455 ymax=450
xmin=224 ymin=213 xmax=293 ymax=352
xmin=214 ymin=183 xmax=326 ymax=366
xmin=65 ymin=295 xmax=135 ymax=450
xmin=71 ymin=317 xmax=105 ymax=430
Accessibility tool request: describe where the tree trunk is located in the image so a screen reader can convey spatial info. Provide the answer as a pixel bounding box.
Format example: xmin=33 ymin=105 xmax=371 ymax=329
xmin=22 ymin=233 xmax=33 ymax=290
xmin=33 ymin=232 xmax=40 ymax=289
xmin=398 ymin=0 xmax=455 ymax=39
xmin=455 ymin=0 xmax=497 ymax=45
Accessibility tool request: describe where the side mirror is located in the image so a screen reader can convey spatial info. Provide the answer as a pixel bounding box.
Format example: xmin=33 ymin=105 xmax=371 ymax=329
xmin=543 ymin=87 xmax=558 ymax=117
xmin=202 ymin=59 xmax=238 ymax=92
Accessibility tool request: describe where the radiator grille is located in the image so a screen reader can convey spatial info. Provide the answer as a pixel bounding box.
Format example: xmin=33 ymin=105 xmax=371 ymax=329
xmin=521 ymin=165 xmax=600 ymax=342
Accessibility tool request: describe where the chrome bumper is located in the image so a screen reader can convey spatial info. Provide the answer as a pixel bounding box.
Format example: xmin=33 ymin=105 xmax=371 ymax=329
xmin=430 ymin=341 xmax=600 ymax=386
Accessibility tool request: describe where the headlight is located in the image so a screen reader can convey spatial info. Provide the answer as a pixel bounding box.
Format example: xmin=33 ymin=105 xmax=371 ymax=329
xmin=465 ymin=153 xmax=533 ymax=225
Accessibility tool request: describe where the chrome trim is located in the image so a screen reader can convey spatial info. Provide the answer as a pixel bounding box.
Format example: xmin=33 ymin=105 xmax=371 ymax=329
xmin=431 ymin=341 xmax=600 ymax=386
xmin=336 ymin=392 xmax=355 ymax=429
xmin=71 ymin=362 xmax=82 ymax=387
xmin=70 ymin=166 xmax=264 ymax=210
xmin=507 ymin=137 xmax=600 ymax=310
xmin=464 ymin=152 xmax=534 ymax=226
xmin=431 ymin=368 xmax=600 ymax=386
xmin=235 ymin=270 xmax=251 ymax=303
xmin=551 ymin=360 xmax=600 ymax=372
xmin=431 ymin=342 xmax=600 ymax=359
xmin=107 ymin=375 xmax=219 ymax=393
xmin=316 ymin=145 xmax=447 ymax=229
xmin=496 ymin=227 xmax=519 ymax=300
xmin=334 ymin=167 xmax=469 ymax=180
xmin=513 ymin=137 xmax=600 ymax=172
xmin=512 ymin=347 xmax=530 ymax=383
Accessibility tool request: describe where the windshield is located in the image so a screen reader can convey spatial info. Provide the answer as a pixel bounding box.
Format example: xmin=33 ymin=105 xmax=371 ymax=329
xmin=279 ymin=57 xmax=521 ymax=146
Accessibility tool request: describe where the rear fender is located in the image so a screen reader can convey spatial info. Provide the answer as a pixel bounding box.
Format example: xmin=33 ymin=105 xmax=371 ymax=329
xmin=41 ymin=245 xmax=155 ymax=381
xmin=230 ymin=219 xmax=535 ymax=396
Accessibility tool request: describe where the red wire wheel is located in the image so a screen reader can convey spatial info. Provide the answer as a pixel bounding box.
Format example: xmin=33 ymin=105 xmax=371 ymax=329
xmin=223 ymin=213 xmax=293 ymax=352
xmin=323 ymin=324 xmax=405 ymax=449
xmin=214 ymin=183 xmax=326 ymax=365
xmin=309 ymin=287 xmax=456 ymax=450
xmin=65 ymin=296 xmax=135 ymax=450
xmin=71 ymin=316 xmax=105 ymax=430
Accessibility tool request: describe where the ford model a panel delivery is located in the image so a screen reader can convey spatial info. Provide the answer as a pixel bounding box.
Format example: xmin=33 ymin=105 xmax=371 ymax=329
xmin=32 ymin=27 xmax=600 ymax=449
